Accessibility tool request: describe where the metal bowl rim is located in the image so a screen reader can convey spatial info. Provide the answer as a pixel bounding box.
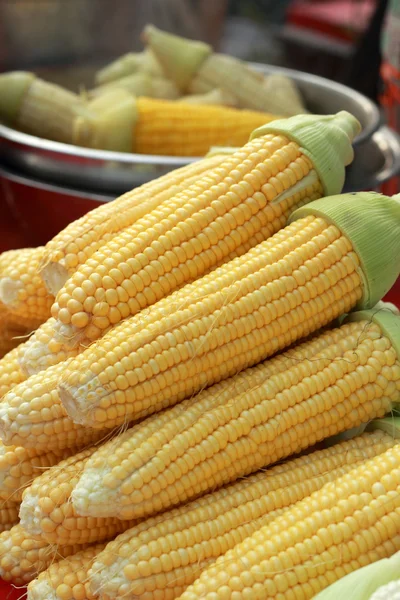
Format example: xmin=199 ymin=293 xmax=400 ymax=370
xmin=0 ymin=63 xmax=380 ymax=167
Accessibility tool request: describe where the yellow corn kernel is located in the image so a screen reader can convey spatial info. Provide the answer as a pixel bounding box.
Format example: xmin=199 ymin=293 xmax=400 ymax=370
xmin=133 ymin=96 xmax=280 ymax=156
xmin=69 ymin=316 xmax=400 ymax=520
xmin=39 ymin=153 xmax=228 ymax=297
xmin=19 ymin=446 xmax=138 ymax=545
xmin=0 ymin=440 xmax=77 ymax=502
xmin=0 ymin=499 xmax=20 ymax=533
xmin=0 ymin=524 xmax=88 ymax=586
xmin=0 ymin=247 xmax=54 ymax=328
xmin=179 ymin=444 xmax=400 ymax=600
xmin=27 ymin=542 xmax=106 ymax=600
xmin=0 ymin=345 xmax=26 ymax=397
xmin=59 ymin=214 xmax=364 ymax=430
xmin=88 ymin=430 xmax=396 ymax=600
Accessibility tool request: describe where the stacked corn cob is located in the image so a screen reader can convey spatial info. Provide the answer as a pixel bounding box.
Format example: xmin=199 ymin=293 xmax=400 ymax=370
xmin=0 ymin=111 xmax=399 ymax=600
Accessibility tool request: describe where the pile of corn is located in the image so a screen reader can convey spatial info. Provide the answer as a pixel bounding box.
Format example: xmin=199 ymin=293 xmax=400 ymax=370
xmin=0 ymin=25 xmax=307 ymax=156
xmin=0 ymin=110 xmax=399 ymax=600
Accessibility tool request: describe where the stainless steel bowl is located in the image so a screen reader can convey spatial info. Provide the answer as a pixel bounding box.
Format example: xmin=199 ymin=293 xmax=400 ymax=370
xmin=0 ymin=63 xmax=380 ymax=194
xmin=1 ymin=126 xmax=398 ymax=250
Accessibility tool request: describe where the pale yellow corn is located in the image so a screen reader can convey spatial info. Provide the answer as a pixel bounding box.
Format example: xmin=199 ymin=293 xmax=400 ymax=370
xmin=0 ymin=357 xmax=109 ymax=450
xmin=0 ymin=247 xmax=54 ymax=329
xmin=69 ymin=318 xmax=400 ymax=520
xmin=0 ymin=440 xmax=77 ymax=502
xmin=59 ymin=214 xmax=363 ymax=430
xmin=179 ymin=444 xmax=400 ymax=600
xmin=27 ymin=543 xmax=106 ymax=600
xmin=0 ymin=499 xmax=20 ymax=533
xmin=50 ymin=133 xmax=322 ymax=350
xmin=19 ymin=445 xmax=138 ymax=545
xmin=0 ymin=345 xmax=26 ymax=397
xmin=39 ymin=153 xmax=227 ymax=297
xmin=88 ymin=430 xmax=396 ymax=600
xmin=0 ymin=524 xmax=88 ymax=585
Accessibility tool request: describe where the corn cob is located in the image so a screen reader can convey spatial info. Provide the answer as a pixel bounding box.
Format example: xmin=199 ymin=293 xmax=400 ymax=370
xmin=0 ymin=441 xmax=78 ymax=502
xmin=70 ymin=308 xmax=400 ymax=520
xmin=48 ymin=111 xmax=358 ymax=354
xmin=0 ymin=499 xmax=20 ymax=533
xmin=0 ymin=357 xmax=109 ymax=450
xmin=178 ymin=88 xmax=238 ymax=107
xmin=0 ymin=345 xmax=26 ymax=397
xmin=39 ymin=152 xmax=227 ymax=299
xmin=179 ymin=442 xmax=400 ymax=600
xmin=76 ymin=89 xmax=283 ymax=156
xmin=0 ymin=71 xmax=92 ymax=144
xmin=313 ymin=549 xmax=400 ymax=599
xmin=89 ymin=72 xmax=180 ymax=100
xmin=95 ymin=49 xmax=163 ymax=85
xmin=87 ymin=430 xmax=396 ymax=600
xmin=0 ymin=246 xmax=54 ymax=329
xmin=19 ymin=445 xmax=138 ymax=545
xmin=144 ymin=25 xmax=306 ymax=115
xmin=57 ymin=192 xmax=400 ymax=432
xmin=0 ymin=304 xmax=30 ymax=359
xmin=0 ymin=524 xmax=88 ymax=586
xmin=27 ymin=542 xmax=106 ymax=600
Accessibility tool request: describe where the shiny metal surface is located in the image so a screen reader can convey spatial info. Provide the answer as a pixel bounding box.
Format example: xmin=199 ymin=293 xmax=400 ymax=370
xmin=0 ymin=63 xmax=380 ymax=194
xmin=1 ymin=126 xmax=398 ymax=203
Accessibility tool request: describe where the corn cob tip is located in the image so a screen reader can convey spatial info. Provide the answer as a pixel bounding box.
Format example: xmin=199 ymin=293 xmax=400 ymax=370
xmin=73 ymin=88 xmax=137 ymax=152
xmin=250 ymin=110 xmax=361 ymax=195
xmin=0 ymin=71 xmax=35 ymax=124
xmin=290 ymin=192 xmax=400 ymax=309
xmin=142 ymin=24 xmax=212 ymax=90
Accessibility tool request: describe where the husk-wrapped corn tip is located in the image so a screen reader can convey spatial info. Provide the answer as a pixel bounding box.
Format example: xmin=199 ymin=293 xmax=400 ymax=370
xmin=0 ymin=72 xmax=93 ymax=145
xmin=251 ymin=110 xmax=361 ymax=195
xmin=291 ymin=192 xmax=400 ymax=307
xmin=142 ymin=24 xmax=212 ymax=90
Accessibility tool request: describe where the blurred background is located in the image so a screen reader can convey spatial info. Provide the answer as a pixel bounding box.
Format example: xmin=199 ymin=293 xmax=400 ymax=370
xmin=0 ymin=0 xmax=395 ymax=104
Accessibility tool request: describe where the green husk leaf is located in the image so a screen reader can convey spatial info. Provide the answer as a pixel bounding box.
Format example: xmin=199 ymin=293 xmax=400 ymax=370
xmin=366 ymin=417 xmax=400 ymax=438
xmin=313 ymin=551 xmax=400 ymax=599
xmin=290 ymin=192 xmax=400 ymax=309
xmin=73 ymin=88 xmax=136 ymax=152
xmin=250 ymin=111 xmax=361 ymax=195
xmin=0 ymin=71 xmax=35 ymax=124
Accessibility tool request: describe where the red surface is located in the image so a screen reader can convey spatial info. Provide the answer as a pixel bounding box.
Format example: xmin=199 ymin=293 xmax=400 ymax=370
xmin=0 ymin=579 xmax=25 ymax=600
xmin=287 ymin=0 xmax=375 ymax=41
